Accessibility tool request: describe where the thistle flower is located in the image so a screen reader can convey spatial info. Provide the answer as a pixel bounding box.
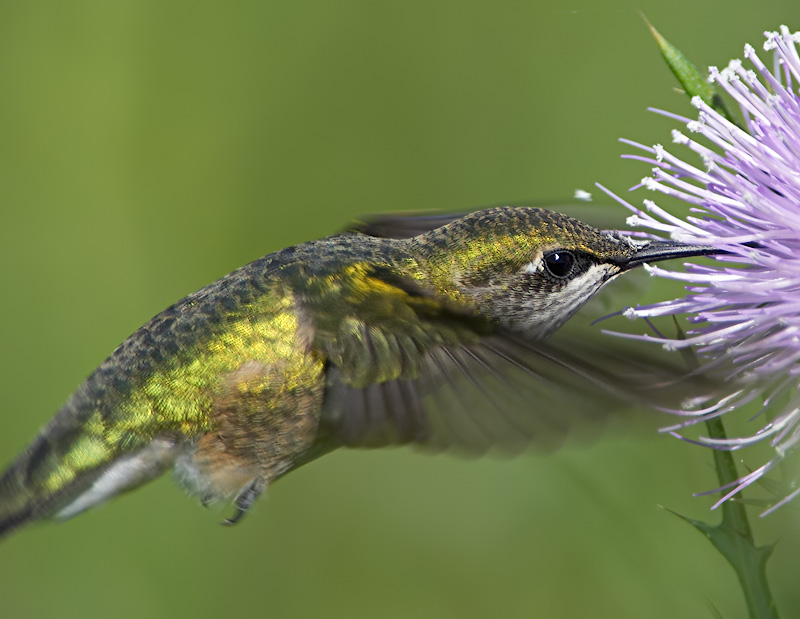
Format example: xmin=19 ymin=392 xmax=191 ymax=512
xmin=600 ymin=26 xmax=800 ymax=513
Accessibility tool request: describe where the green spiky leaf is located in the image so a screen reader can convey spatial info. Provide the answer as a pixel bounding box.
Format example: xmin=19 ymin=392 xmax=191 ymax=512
xmin=644 ymin=17 xmax=736 ymax=124
xmin=664 ymin=506 xmax=776 ymax=619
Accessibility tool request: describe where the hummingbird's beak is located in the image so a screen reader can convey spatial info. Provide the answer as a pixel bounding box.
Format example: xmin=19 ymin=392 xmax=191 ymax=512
xmin=622 ymin=239 xmax=722 ymax=270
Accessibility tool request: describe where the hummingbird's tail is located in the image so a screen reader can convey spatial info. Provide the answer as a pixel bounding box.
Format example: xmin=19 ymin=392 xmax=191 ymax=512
xmin=0 ymin=399 xmax=181 ymax=541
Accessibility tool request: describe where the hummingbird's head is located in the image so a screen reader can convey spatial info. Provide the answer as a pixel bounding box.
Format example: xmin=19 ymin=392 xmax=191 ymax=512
xmin=413 ymin=207 xmax=717 ymax=339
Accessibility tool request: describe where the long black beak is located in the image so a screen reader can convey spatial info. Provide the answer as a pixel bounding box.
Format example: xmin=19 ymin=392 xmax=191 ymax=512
xmin=623 ymin=239 xmax=722 ymax=270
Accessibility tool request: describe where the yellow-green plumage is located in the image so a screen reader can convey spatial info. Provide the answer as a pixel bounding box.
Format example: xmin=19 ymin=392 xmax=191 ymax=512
xmin=0 ymin=264 xmax=327 ymax=528
xmin=0 ymin=207 xmax=720 ymax=540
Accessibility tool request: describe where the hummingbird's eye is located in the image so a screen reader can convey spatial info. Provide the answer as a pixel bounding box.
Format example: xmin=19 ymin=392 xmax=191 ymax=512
xmin=542 ymin=250 xmax=575 ymax=278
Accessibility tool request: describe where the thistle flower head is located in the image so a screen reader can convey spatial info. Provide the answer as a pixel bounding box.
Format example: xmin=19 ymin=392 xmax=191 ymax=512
xmin=600 ymin=26 xmax=800 ymax=513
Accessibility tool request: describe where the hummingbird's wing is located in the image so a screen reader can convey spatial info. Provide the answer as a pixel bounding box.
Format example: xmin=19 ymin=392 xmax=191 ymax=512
xmin=321 ymin=334 xmax=695 ymax=454
xmin=307 ymin=266 xmax=698 ymax=455
xmin=347 ymin=212 xmax=468 ymax=239
xmin=347 ymin=204 xmax=629 ymax=240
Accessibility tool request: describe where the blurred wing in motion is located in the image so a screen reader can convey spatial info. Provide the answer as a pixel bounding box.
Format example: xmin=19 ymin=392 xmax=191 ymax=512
xmin=320 ymin=328 xmax=702 ymax=455
xmin=305 ymin=263 xmax=705 ymax=456
xmin=348 ymin=211 xmax=468 ymax=239
xmin=347 ymin=203 xmax=631 ymax=240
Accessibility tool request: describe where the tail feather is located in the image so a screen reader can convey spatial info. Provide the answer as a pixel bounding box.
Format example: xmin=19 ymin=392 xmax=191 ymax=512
xmin=1 ymin=286 xmax=222 ymax=542
xmin=0 ymin=503 xmax=34 ymax=541
xmin=0 ymin=432 xmax=76 ymax=539
xmin=0 ymin=418 xmax=178 ymax=542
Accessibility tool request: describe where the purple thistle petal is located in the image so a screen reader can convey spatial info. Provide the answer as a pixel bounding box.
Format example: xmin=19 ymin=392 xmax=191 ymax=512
xmin=602 ymin=26 xmax=800 ymax=512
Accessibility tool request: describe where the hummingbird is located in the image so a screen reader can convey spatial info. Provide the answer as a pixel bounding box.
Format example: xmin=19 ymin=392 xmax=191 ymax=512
xmin=0 ymin=206 xmax=718 ymax=541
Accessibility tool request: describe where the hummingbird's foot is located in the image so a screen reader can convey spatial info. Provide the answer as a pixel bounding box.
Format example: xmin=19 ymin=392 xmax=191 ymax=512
xmin=221 ymin=477 xmax=265 ymax=527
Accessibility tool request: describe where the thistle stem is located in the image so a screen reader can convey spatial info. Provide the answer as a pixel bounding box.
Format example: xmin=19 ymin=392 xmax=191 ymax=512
xmin=704 ymin=417 xmax=778 ymax=619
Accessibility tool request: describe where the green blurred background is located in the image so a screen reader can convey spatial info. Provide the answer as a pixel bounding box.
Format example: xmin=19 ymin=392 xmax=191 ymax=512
xmin=0 ymin=2 xmax=798 ymax=618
